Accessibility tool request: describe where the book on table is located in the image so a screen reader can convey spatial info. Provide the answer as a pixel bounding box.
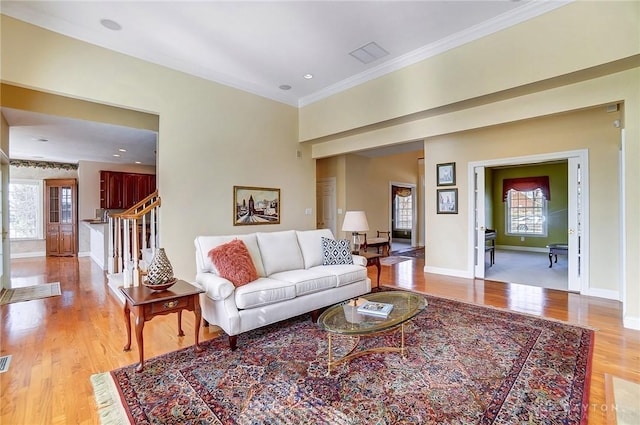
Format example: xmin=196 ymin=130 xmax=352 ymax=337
xmin=357 ymin=301 xmax=394 ymax=318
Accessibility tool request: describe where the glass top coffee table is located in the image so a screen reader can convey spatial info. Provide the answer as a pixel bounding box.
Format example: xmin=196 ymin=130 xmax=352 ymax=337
xmin=317 ymin=291 xmax=427 ymax=374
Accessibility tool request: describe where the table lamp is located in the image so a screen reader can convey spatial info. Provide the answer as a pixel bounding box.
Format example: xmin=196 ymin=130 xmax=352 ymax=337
xmin=341 ymin=211 xmax=369 ymax=254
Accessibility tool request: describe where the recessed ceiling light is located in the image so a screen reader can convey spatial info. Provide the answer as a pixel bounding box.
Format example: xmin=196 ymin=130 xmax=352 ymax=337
xmin=134 ymin=161 xmax=142 ymax=164
xmin=279 ymin=84 xmax=292 ymax=90
xmin=113 ymin=154 xmax=121 ymax=157
xmin=303 ymin=74 xmax=313 ymax=79
xmin=33 ymin=137 xmax=48 ymax=142
xmin=100 ymin=19 xmax=122 ymax=31
xmin=118 ymin=148 xmax=127 ymax=152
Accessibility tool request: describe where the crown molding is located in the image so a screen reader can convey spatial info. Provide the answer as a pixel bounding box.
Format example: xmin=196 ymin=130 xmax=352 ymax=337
xmin=298 ymin=0 xmax=573 ymax=108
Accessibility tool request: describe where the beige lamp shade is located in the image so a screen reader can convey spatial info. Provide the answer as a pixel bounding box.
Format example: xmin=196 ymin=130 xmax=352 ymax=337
xmin=341 ymin=211 xmax=369 ymax=232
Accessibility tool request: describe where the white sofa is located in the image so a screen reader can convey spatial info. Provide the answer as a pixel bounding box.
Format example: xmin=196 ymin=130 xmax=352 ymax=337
xmin=194 ymin=229 xmax=371 ymax=349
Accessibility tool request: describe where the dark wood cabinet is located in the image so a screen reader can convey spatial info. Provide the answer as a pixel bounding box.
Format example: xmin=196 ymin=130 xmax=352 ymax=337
xmin=100 ymin=171 xmax=156 ymax=209
xmin=45 ymin=179 xmax=77 ymax=256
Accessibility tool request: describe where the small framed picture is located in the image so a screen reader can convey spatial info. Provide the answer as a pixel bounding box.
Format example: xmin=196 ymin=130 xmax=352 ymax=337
xmin=436 ymin=162 xmax=456 ymax=186
xmin=233 ymin=186 xmax=280 ymax=225
xmin=437 ymin=188 xmax=458 ymax=214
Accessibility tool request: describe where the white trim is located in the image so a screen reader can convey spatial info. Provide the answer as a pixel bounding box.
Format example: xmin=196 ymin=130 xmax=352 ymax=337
xmin=300 ymin=1 xmax=573 ymax=107
xmin=583 ymin=287 xmax=619 ymax=302
xmin=10 ymin=251 xmax=46 ymax=259
xmin=468 ymin=149 xmax=590 ymax=294
xmin=623 ymin=316 xmax=640 ymax=331
xmin=424 ymin=265 xmax=473 ymax=279
xmin=619 ymin=129 xmax=627 ymax=316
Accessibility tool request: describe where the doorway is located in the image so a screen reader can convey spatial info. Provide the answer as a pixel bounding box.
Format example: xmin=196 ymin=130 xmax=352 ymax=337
xmin=390 ymin=183 xmax=417 ymax=251
xmin=470 ymin=150 xmax=588 ymax=293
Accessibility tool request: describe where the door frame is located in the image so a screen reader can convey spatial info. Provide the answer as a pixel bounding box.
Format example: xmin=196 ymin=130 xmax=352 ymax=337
xmin=468 ymin=149 xmax=589 ymax=293
xmin=389 ymin=182 xmax=417 ymax=248
xmin=316 ymin=177 xmax=337 ymax=237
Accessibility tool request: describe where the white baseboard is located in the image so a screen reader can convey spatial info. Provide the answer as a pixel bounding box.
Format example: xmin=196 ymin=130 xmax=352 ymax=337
xmin=583 ymin=287 xmax=619 ymax=301
xmin=623 ymin=315 xmax=640 ymax=331
xmin=495 ymin=245 xmax=549 ymax=253
xmin=11 ymin=251 xmax=46 ymax=259
xmin=424 ymin=265 xmax=474 ymax=279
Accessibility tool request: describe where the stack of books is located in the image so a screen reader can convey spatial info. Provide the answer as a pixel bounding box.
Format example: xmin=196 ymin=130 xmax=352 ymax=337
xmin=356 ymin=301 xmax=394 ymax=318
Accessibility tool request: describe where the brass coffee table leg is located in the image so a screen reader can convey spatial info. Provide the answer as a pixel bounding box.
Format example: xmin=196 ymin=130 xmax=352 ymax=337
xmin=401 ymin=323 xmax=405 ymax=357
xmin=327 ymin=334 xmax=333 ymax=375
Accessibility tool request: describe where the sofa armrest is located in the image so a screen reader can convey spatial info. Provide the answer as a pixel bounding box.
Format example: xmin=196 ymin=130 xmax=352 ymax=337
xmin=351 ymin=255 xmax=367 ymax=267
xmin=195 ymin=273 xmax=235 ymax=300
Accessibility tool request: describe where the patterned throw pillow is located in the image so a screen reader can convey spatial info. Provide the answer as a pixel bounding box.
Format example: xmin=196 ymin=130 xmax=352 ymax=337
xmin=321 ymin=237 xmax=354 ymax=265
xmin=208 ymin=239 xmax=258 ymax=287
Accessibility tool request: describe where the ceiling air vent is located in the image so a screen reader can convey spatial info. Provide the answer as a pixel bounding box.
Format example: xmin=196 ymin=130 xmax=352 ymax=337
xmin=349 ymin=41 xmax=389 ymax=65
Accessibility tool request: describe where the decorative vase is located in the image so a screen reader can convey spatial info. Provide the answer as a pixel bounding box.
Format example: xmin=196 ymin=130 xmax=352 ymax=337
xmin=144 ymin=248 xmax=175 ymax=290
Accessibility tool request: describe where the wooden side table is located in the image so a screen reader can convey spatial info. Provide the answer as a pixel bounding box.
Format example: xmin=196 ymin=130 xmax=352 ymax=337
xmin=359 ymin=252 xmax=382 ymax=289
xmin=120 ymin=280 xmax=205 ymax=372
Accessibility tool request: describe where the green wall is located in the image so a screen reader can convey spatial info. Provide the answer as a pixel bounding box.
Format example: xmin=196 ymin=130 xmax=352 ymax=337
xmin=491 ymin=162 xmax=568 ymax=248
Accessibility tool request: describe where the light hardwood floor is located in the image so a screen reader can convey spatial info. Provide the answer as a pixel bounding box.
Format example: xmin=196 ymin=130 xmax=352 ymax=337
xmin=1 ymin=256 xmax=638 ymax=424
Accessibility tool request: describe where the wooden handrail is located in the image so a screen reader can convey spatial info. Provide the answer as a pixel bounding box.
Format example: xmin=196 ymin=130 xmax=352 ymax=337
xmin=118 ymin=199 xmax=161 ymax=220
xmin=110 ymin=191 xmax=160 ymax=220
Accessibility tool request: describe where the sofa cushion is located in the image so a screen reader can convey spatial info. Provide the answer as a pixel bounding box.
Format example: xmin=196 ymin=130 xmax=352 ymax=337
xmin=321 ymin=237 xmax=353 ymax=265
xmin=296 ymin=229 xmax=335 ymax=269
xmin=208 ymin=239 xmax=258 ymax=287
xmin=194 ymin=234 xmax=265 ymax=277
xmin=310 ymin=264 xmax=368 ymax=287
xmin=234 ymin=277 xmax=296 ymax=309
xmin=270 ymin=269 xmax=337 ymax=296
xmin=256 ymin=230 xmax=304 ymax=276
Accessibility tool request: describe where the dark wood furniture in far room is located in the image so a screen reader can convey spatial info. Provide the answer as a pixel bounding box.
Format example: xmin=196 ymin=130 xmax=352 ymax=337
xmin=100 ymin=170 xmax=156 ymax=210
xmin=363 ymin=231 xmax=391 ymax=256
xmin=45 ymin=178 xmax=77 ymax=256
xmin=120 ymin=280 xmax=204 ymax=372
xmin=485 ymin=228 xmax=496 ymax=266
xmin=547 ymin=243 xmax=568 ymax=268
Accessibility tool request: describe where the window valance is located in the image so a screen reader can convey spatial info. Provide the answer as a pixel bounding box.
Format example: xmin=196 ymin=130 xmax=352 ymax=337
xmin=393 ymin=187 xmax=412 ymax=198
xmin=502 ymin=176 xmax=550 ymax=201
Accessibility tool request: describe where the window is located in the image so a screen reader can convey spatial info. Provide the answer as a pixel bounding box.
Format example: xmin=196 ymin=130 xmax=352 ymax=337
xmin=9 ymin=179 xmax=43 ymax=239
xmin=506 ymin=188 xmax=547 ymax=236
xmin=394 ymin=193 xmax=413 ymax=230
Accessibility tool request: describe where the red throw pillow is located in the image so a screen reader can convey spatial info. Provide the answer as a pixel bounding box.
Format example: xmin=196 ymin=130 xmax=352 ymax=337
xmin=207 ymin=239 xmax=258 ymax=287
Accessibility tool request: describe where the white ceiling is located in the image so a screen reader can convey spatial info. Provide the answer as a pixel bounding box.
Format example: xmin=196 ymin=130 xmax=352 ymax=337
xmin=1 ymin=0 xmax=570 ymax=165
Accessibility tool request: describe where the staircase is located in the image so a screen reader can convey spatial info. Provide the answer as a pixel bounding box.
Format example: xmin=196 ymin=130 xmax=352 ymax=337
xmin=106 ymin=191 xmax=161 ymax=303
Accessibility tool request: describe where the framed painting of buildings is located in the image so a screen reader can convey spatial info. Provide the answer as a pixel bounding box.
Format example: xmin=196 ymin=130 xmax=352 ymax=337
xmin=437 ymin=162 xmax=456 ymax=186
xmin=437 ymin=188 xmax=458 ymax=214
xmin=233 ymin=186 xmax=280 ymax=225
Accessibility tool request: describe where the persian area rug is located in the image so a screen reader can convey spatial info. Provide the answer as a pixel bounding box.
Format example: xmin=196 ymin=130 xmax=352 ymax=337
xmin=91 ymin=295 xmax=594 ymax=425
xmin=0 ymin=282 xmax=61 ymax=305
xmin=379 ymin=255 xmax=411 ymax=266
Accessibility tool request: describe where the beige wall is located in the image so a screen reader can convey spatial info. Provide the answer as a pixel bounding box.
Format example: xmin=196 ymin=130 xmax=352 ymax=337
xmin=300 ymin=1 xmax=639 ymax=141
xmin=1 ymin=3 xmax=638 ymax=328
xmin=303 ymin=1 xmax=639 ymax=328
xmin=1 ymin=16 xmax=314 ymax=279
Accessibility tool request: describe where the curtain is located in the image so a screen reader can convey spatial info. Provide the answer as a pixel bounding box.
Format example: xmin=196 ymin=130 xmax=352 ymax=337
xmin=502 ymin=176 xmax=550 ymax=201
xmin=393 ymin=187 xmax=412 ymax=197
